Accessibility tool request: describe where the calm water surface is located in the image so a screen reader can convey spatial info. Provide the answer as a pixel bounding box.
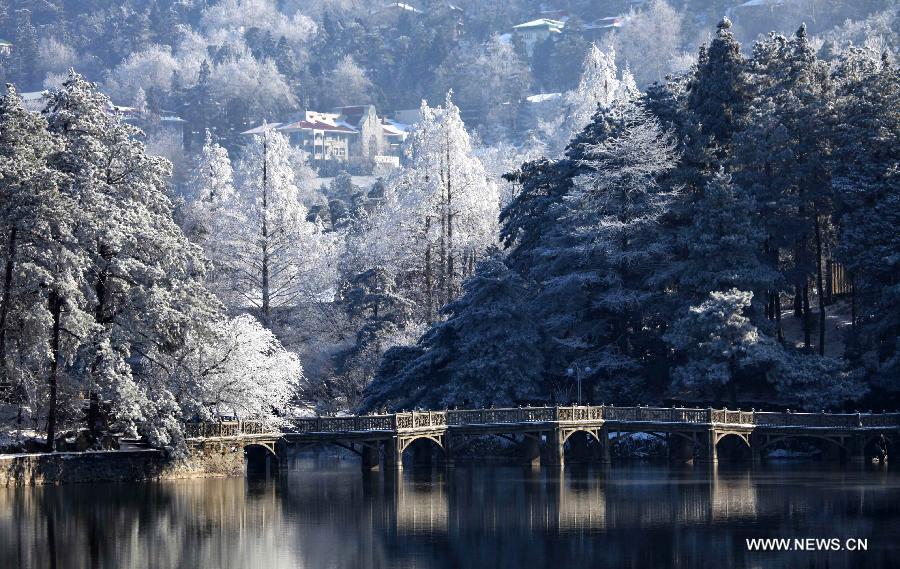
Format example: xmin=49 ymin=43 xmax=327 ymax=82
xmin=2 ymin=461 xmax=899 ymax=569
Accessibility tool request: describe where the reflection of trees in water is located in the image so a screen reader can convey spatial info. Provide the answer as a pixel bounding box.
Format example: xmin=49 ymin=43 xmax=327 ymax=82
xmin=0 ymin=478 xmax=286 ymax=569
xmin=1 ymin=466 xmax=898 ymax=569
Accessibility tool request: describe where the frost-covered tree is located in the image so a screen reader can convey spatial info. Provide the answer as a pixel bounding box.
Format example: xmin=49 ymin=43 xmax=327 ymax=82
xmin=672 ymin=169 xmax=774 ymax=306
xmin=392 ymin=94 xmax=499 ymax=320
xmin=608 ymin=0 xmax=686 ymax=87
xmin=322 ymin=267 xmax=417 ymax=412
xmin=192 ymin=315 xmax=302 ymax=425
xmin=0 ymin=85 xmax=92 ymax=447
xmin=542 ymin=44 xmax=638 ymax=156
xmin=364 ymin=258 xmax=543 ymax=410
xmin=228 ymin=128 xmax=338 ymax=324
xmin=44 ymin=72 xmax=220 ymax=446
xmin=666 ymin=289 xmax=765 ymax=401
xmin=562 ymin=102 xmax=680 ymax=400
xmin=735 ymin=25 xmax=834 ymax=353
xmin=323 ymin=55 xmax=374 ymax=107
xmin=831 ymin=48 xmax=900 ymax=385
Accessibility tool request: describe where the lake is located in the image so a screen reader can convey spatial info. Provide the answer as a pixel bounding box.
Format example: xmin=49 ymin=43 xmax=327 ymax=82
xmin=2 ymin=460 xmax=898 ymax=568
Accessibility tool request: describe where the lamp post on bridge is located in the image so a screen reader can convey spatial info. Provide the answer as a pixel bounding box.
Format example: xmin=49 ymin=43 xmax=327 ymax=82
xmin=566 ymin=365 xmax=592 ymax=405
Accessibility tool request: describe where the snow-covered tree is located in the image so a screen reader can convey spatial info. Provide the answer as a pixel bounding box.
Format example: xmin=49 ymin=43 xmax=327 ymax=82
xmin=562 ymin=102 xmax=680 ymax=400
xmin=608 ymin=0 xmax=686 ymax=87
xmin=391 ymin=94 xmax=499 ymax=320
xmin=672 ymin=169 xmax=774 ymax=306
xmin=542 ymin=44 xmax=638 ymax=156
xmin=0 ymin=85 xmax=92 ymax=447
xmin=193 ymin=315 xmax=302 ymax=425
xmin=322 ymin=267 xmax=417 ymax=412
xmin=323 ymin=55 xmax=374 ymax=107
xmin=228 ymin=128 xmax=338 ymax=324
xmin=44 ymin=72 xmax=220 ymax=445
xmin=831 ymin=48 xmax=900 ymax=385
xmin=364 ymin=258 xmax=543 ymax=410
xmin=665 ymin=289 xmax=765 ymax=400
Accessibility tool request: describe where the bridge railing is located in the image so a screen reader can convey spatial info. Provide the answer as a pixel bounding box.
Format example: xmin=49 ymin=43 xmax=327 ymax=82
xmin=291 ymin=415 xmax=397 ymax=434
xmin=447 ymin=407 xmax=557 ymax=425
xmin=396 ymin=411 xmax=447 ymax=430
xmin=183 ymin=420 xmax=269 ymax=439
xmin=183 ymin=408 xmax=900 ymax=439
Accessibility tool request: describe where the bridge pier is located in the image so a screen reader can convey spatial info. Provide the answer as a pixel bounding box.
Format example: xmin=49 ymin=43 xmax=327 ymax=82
xmin=544 ymin=428 xmax=565 ymax=467
xmin=599 ymin=428 xmax=611 ymax=464
xmin=669 ymin=433 xmax=694 ymax=463
xmin=705 ymin=430 xmax=718 ymax=464
xmin=362 ymin=443 xmax=380 ymax=471
xmin=385 ymin=437 xmax=404 ymax=470
xmin=522 ymin=435 xmax=541 ymax=468
xmin=442 ymin=433 xmax=457 ymax=467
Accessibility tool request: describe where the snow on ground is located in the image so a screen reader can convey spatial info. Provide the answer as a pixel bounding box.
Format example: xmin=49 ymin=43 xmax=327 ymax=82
xmin=778 ymin=298 xmax=853 ymax=358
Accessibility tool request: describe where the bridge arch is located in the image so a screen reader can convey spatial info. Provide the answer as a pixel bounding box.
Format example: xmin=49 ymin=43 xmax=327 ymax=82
xmin=400 ymin=434 xmax=445 ymax=465
xmin=715 ymin=432 xmax=752 ymax=462
xmin=245 ymin=442 xmax=279 ymax=473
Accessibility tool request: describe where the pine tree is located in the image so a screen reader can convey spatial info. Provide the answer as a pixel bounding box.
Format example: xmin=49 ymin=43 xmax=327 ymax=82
xmin=44 ymin=72 xmax=220 ymax=446
xmin=665 ymin=289 xmax=765 ymax=402
xmin=363 ymin=258 xmax=543 ymax=410
xmin=672 ymin=169 xmax=774 ymax=306
xmin=831 ymin=48 xmax=900 ymax=386
xmin=735 ymin=25 xmax=834 ymax=353
xmin=687 ymin=18 xmax=749 ymax=157
xmin=229 ymin=128 xmax=337 ymax=325
xmin=562 ymin=102 xmax=680 ymax=401
xmin=392 ymin=93 xmax=498 ymax=320
xmin=0 ymin=85 xmax=91 ymax=448
xmin=326 ymin=267 xmax=415 ymax=411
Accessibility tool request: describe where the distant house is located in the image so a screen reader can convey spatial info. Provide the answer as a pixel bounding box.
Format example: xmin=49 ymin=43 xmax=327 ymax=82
xmin=243 ymin=106 xmax=409 ymax=168
xmin=275 ymin=111 xmax=358 ymax=161
xmin=334 ymin=105 xmax=386 ymax=160
xmin=512 ymin=18 xmax=565 ymax=57
xmin=582 ymin=15 xmax=629 ymax=41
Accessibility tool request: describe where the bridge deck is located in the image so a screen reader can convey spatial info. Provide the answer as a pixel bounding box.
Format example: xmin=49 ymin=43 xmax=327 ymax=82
xmin=278 ymin=406 xmax=900 ymax=441
xmin=184 ymin=406 xmax=900 ymax=469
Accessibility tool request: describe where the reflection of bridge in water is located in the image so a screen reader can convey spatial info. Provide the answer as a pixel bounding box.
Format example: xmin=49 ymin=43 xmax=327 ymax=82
xmin=277 ymin=466 xmax=774 ymax=535
xmin=187 ymin=405 xmax=900 ymax=472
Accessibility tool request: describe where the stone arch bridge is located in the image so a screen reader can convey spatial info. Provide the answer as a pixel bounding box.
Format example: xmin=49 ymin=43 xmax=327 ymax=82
xmin=185 ymin=406 xmax=900 ymax=471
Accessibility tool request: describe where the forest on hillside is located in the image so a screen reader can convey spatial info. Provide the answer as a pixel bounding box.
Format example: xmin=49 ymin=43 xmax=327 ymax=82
xmin=0 ymin=0 xmax=897 ymax=452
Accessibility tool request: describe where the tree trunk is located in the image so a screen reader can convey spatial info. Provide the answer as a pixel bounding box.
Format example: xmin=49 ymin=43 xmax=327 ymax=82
xmin=446 ymin=174 xmax=454 ymax=304
xmin=0 ymin=227 xmax=16 ymax=381
xmin=424 ymin=217 xmax=433 ymax=322
xmin=87 ymin=268 xmax=108 ymax=442
xmin=260 ymin=136 xmax=271 ymax=325
xmin=45 ymin=290 xmax=63 ymax=453
xmin=775 ymin=290 xmax=784 ymax=343
xmin=813 ymin=213 xmax=826 ymax=356
xmin=803 ymin=282 xmax=812 ymax=350
xmin=793 ymin=285 xmax=803 ymax=318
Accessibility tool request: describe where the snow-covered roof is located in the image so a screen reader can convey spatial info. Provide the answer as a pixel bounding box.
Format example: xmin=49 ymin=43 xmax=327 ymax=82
xmin=513 ymin=18 xmax=565 ymax=31
xmin=526 ymin=93 xmax=562 ymax=103
xmin=736 ymin=0 xmax=786 ymax=7
xmin=383 ymin=2 xmax=424 ymax=14
xmin=381 ymin=119 xmax=408 ymax=137
xmin=241 ymin=123 xmax=284 ymax=135
xmin=583 ymin=16 xmax=628 ymax=30
xmin=279 ymin=119 xmax=357 ymax=134
xmin=20 ymin=91 xmax=44 ymax=101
